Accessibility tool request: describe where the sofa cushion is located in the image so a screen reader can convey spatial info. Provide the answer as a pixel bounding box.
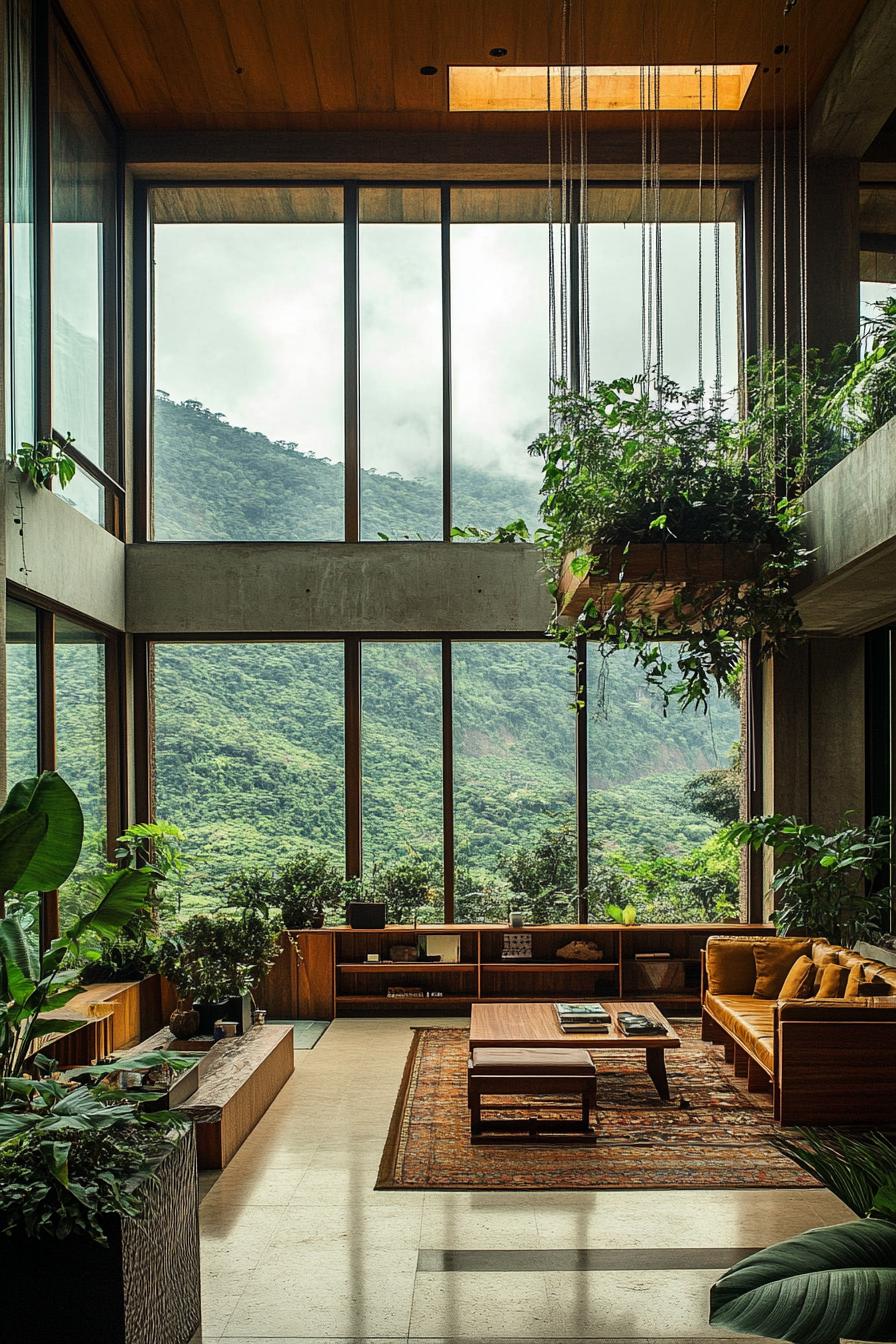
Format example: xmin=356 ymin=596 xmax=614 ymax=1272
xmin=845 ymin=961 xmax=871 ymax=998
xmin=815 ymin=963 xmax=849 ymax=998
xmin=753 ymin=938 xmax=813 ymax=998
xmin=811 ymin=941 xmax=835 ymax=966
xmin=779 ymin=955 xmax=817 ymax=1000
xmin=705 ymin=938 xmax=764 ymax=996
xmin=704 ymin=992 xmax=775 ymax=1072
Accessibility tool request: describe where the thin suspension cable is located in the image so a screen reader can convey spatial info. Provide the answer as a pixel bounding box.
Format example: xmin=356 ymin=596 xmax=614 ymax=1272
xmin=697 ymin=62 xmax=704 ymax=399
xmin=578 ymin=0 xmax=590 ymax=391
xmin=547 ymin=6 xmax=557 ymax=409
xmin=653 ymin=4 xmax=664 ymax=396
xmin=712 ymin=0 xmax=722 ymax=413
xmin=640 ymin=53 xmax=649 ymax=385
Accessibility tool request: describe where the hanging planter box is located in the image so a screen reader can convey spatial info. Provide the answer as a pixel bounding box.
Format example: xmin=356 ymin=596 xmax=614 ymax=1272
xmin=2 ymin=1125 xmax=201 ymax=1344
xmin=557 ymin=542 xmax=766 ymax=627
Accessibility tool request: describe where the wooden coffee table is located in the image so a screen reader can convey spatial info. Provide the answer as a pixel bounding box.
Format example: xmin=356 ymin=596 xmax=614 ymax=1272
xmin=468 ymin=1001 xmax=680 ymax=1101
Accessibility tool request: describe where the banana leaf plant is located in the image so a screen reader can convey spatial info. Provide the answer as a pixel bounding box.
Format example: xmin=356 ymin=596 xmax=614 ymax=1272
xmin=710 ymin=1128 xmax=896 ymax=1344
xmin=0 ymin=771 xmax=159 ymax=1092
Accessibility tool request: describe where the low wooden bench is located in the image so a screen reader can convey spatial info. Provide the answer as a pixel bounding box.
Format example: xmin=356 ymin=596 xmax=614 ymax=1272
xmin=467 ymin=1046 xmax=597 ymax=1145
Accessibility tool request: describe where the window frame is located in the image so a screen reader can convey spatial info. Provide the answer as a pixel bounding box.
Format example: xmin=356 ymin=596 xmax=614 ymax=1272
xmin=145 ymin=630 xmax=748 ymax=924
xmin=4 ymin=584 xmax=126 ymax=945
xmin=32 ymin=2 xmax=125 ymax=536
xmin=138 ymin=177 xmax=747 ymax=546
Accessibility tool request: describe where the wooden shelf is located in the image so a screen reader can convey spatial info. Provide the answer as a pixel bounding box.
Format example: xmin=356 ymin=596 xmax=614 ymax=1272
xmin=336 ymin=994 xmax=473 ymax=1005
xmin=337 ymin=961 xmax=476 ymax=972
xmin=481 ymin=961 xmax=618 ymax=972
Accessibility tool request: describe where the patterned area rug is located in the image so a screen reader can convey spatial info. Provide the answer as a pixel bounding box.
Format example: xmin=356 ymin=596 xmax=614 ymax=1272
xmin=376 ymin=1025 xmax=820 ymax=1191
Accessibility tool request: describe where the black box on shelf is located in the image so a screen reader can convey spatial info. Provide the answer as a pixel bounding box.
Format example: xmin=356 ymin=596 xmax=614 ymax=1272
xmin=346 ymin=901 xmax=387 ymax=929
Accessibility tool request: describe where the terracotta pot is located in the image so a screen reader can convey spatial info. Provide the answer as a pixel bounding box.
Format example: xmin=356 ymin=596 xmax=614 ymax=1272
xmin=169 ymin=1004 xmax=200 ymax=1040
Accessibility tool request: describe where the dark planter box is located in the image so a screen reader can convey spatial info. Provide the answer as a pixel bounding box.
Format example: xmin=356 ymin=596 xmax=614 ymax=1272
xmin=3 ymin=1126 xmax=201 ymax=1344
xmin=194 ymin=991 xmax=252 ymax=1036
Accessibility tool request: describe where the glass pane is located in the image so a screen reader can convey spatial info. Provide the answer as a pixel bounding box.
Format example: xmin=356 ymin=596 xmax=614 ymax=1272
xmin=361 ymin=642 xmax=443 ymax=918
xmin=587 ymin=646 xmax=742 ymax=924
xmin=55 ymin=618 xmax=107 ymax=928
xmin=153 ymin=643 xmax=344 ymax=912
xmin=4 ymin=0 xmax=36 ymax=456
xmin=450 ymin=188 xmax=558 ymax=536
xmin=151 ymin=186 xmax=344 ymax=540
xmin=5 ymin=599 xmax=38 ymax=784
xmin=587 ymin=219 xmax=739 ymax=398
xmin=50 ymin=25 xmax=117 ymax=519
xmin=453 ymin=641 xmax=576 ymax=922
xmin=359 ymin=188 xmax=442 ymax=540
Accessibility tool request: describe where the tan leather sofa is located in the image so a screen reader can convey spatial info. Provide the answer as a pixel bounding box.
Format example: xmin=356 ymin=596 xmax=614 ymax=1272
xmin=701 ymin=936 xmax=896 ymax=1125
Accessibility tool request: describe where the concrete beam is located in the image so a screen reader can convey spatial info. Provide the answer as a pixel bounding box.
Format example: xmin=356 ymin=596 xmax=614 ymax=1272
xmin=797 ymin=415 xmax=896 ymax=635
xmin=125 ymin=128 xmax=760 ymax=180
xmin=5 ymin=467 xmax=126 ymax=631
xmin=809 ymin=0 xmax=896 ymax=159
xmin=126 ymin=541 xmax=554 ymax=636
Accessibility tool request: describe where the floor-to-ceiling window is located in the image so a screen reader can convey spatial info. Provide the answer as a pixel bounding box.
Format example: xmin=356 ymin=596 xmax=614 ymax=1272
xmin=361 ymin=642 xmax=443 ymax=916
xmin=5 ymin=598 xmax=39 ymax=785
xmin=4 ymin=0 xmax=35 ymax=460
xmin=54 ymin=618 xmax=108 ymax=926
xmin=49 ymin=18 xmax=119 ymax=525
xmin=153 ymin=642 xmax=345 ymax=911
xmin=151 ymin=186 xmax=345 ymax=541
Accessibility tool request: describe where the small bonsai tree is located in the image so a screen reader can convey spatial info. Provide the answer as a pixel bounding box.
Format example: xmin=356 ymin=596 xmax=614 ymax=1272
xmin=272 ymin=846 xmax=345 ymax=928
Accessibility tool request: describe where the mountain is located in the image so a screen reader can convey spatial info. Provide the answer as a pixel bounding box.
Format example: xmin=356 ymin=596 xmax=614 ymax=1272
xmin=149 ymin=395 xmax=740 ymax=898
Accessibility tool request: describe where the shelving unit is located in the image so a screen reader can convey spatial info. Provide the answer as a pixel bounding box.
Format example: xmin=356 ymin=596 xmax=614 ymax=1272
xmin=280 ymin=923 xmax=773 ymax=1019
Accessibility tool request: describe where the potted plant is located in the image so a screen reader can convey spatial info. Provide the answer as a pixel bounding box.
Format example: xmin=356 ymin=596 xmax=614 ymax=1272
xmin=710 ymin=1129 xmax=896 ymax=1344
xmin=0 ymin=770 xmax=200 ymax=1344
xmin=158 ymin=906 xmax=282 ymax=1036
xmin=727 ymin=813 xmax=893 ymax=945
xmin=80 ymin=818 xmax=189 ymax=984
xmin=368 ymin=853 xmax=441 ymax=924
xmin=272 ymin=845 xmax=345 ymax=928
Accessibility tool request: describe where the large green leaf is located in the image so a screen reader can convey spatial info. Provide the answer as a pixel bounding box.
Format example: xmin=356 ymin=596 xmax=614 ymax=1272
xmin=709 ymin=1220 xmax=896 ymax=1344
xmin=0 ymin=809 xmax=48 ymax=894
xmin=2 ymin=773 xmax=83 ymax=894
xmin=63 ymin=867 xmax=156 ymax=944
xmin=0 ymin=915 xmax=39 ymax=998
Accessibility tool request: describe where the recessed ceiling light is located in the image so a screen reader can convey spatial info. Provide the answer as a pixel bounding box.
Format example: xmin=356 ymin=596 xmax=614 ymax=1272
xmin=449 ymin=64 xmax=757 ymax=112
xmin=489 ymin=47 xmax=508 ymax=58
xmin=420 ymin=65 xmax=438 ymax=76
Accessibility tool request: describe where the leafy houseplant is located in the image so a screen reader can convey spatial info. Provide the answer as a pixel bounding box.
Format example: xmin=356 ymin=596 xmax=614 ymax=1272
xmin=368 ymin=854 xmax=442 ymax=924
xmin=80 ymin=818 xmax=189 ymax=983
xmin=272 ymin=845 xmax=345 ymax=928
xmin=157 ymin=907 xmax=282 ymax=1034
xmin=710 ymin=1129 xmax=896 ymax=1344
xmin=728 ymin=813 xmax=893 ymax=945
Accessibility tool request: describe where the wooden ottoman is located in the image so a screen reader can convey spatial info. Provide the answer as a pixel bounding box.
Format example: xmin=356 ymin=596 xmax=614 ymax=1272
xmin=467 ymin=1046 xmax=598 ymax=1145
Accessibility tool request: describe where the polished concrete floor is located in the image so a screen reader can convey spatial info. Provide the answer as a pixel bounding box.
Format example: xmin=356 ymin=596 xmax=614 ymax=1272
xmin=195 ymin=1016 xmax=850 ymax=1343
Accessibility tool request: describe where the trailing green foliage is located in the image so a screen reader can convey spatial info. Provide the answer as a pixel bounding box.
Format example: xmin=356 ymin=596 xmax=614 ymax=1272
xmin=8 ymin=436 xmax=76 ymax=491
xmin=529 ymin=373 xmax=810 ymax=712
xmin=728 ymin=813 xmax=893 ymax=944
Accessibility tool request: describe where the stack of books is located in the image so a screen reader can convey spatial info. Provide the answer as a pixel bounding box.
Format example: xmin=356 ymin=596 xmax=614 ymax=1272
xmin=554 ymin=1002 xmax=611 ymax=1034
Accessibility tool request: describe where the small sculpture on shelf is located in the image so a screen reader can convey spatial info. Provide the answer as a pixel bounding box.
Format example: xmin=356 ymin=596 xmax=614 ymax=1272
xmin=556 ymin=940 xmax=605 ymax=963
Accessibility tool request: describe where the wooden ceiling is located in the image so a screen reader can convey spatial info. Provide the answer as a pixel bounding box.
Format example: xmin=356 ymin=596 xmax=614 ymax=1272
xmin=61 ymin=0 xmax=869 ymax=135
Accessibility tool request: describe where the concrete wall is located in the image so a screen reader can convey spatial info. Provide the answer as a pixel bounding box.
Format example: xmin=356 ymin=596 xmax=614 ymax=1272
xmin=798 ymin=415 xmax=896 ymax=635
xmin=125 ymin=541 xmax=554 ymax=635
xmin=5 ymin=466 xmax=126 ymax=631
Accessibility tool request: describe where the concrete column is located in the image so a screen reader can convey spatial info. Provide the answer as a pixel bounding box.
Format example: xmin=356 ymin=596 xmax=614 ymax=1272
xmin=805 ymin=158 xmax=860 ymax=356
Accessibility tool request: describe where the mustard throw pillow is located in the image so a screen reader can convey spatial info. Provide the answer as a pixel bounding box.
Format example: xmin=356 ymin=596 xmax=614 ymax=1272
xmin=845 ymin=961 xmax=871 ymax=999
xmin=814 ymin=963 xmax=848 ymax=998
xmin=778 ymin=955 xmax=817 ymax=1000
xmin=753 ymin=938 xmax=813 ymax=998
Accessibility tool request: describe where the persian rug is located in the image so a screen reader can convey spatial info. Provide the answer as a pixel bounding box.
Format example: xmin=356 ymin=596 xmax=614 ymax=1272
xmin=376 ymin=1024 xmax=820 ymax=1191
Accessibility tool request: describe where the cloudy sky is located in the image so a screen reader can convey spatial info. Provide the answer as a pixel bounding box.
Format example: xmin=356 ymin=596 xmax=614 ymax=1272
xmin=153 ymin=218 xmax=739 ymax=486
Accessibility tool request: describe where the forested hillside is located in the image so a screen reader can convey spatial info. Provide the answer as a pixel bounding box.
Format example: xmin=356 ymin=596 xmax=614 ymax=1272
xmin=150 ymin=396 xmax=741 ymax=902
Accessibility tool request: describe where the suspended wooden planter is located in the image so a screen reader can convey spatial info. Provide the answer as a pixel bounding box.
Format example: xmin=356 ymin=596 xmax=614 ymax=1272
xmin=557 ymin=543 xmax=766 ymax=628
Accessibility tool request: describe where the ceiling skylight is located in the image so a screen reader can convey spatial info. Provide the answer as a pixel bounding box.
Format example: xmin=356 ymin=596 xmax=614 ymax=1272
xmin=448 ymin=65 xmax=757 ymax=112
